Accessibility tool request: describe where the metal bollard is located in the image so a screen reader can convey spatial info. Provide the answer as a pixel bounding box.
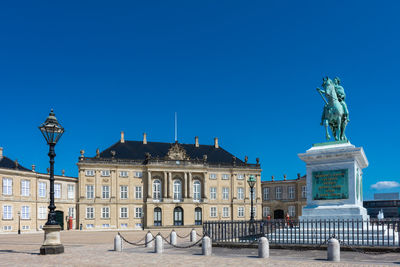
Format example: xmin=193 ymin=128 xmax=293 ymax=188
xmin=155 ymin=235 xmax=163 ymax=254
xmin=170 ymin=230 xmax=177 ymax=245
xmin=258 ymin=237 xmax=269 ymax=258
xmin=114 ymin=234 xmax=122 ymax=252
xmin=202 ymin=236 xmax=212 ymax=256
xmin=190 ymin=229 xmax=197 ymax=242
xmin=146 ymin=231 xmax=153 ymax=248
xmin=327 ymin=238 xmax=340 ymax=262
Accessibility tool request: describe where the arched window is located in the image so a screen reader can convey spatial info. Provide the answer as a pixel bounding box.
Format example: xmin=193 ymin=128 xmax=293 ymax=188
xmin=194 ymin=207 xmax=202 ymax=225
xmin=154 ymin=207 xmax=162 ymax=226
xmin=153 ymin=180 xmax=161 ymax=200
xmin=173 ymin=180 xmax=182 ymax=201
xmin=193 ymin=180 xmax=201 ymax=201
xmin=174 ymin=207 xmax=183 ymax=226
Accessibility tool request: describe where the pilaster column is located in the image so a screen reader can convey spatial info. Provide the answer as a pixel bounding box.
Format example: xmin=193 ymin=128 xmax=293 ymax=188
xmin=188 ymin=172 xmax=193 ymax=198
xmin=184 ymin=172 xmax=188 ymax=198
xmin=147 ymin=171 xmax=152 ymax=198
xmin=163 ymin=172 xmax=168 ymax=199
xmin=203 ymin=172 xmax=208 ymax=199
xmin=168 ymin=172 xmax=172 ymax=198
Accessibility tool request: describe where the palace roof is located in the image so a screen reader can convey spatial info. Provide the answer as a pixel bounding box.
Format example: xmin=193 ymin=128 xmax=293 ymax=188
xmin=0 ymin=156 xmax=32 ymax=172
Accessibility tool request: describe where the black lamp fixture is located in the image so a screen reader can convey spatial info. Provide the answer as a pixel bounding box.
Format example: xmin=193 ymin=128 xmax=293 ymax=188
xmin=247 ymin=175 xmax=256 ymax=234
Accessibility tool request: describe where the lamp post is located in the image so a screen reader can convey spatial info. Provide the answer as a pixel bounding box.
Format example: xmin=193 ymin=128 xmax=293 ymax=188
xmin=17 ymin=211 xmax=21 ymax=235
xmin=247 ymin=175 xmax=256 ymax=235
xmin=39 ymin=109 xmax=65 ymax=255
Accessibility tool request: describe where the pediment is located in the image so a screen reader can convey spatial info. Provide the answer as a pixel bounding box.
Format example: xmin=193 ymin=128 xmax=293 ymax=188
xmin=166 ymin=142 xmax=190 ymax=160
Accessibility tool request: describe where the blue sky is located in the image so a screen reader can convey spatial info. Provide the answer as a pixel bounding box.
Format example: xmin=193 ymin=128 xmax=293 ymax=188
xmin=1 ymin=1 xmax=399 ymax=200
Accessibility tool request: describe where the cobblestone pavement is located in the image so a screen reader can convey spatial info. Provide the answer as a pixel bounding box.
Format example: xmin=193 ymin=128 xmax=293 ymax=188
xmin=0 ymin=230 xmax=398 ymax=266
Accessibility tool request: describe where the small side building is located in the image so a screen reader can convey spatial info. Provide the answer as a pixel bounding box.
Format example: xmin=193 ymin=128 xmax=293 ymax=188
xmin=261 ymin=174 xmax=306 ymax=220
xmin=363 ymin=193 xmax=400 ymax=218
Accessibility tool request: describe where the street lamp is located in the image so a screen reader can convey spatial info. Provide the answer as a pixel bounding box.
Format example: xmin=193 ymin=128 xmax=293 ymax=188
xmin=39 ymin=109 xmax=65 ymax=255
xmin=247 ymin=175 xmax=256 ymax=234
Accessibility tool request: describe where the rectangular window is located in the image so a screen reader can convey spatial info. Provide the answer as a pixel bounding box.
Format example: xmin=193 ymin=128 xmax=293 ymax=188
xmin=101 ymin=207 xmax=110 ymax=218
xmin=275 ymin=186 xmax=282 ymax=200
xmin=86 ymin=185 xmax=94 ymax=199
xmin=38 ymin=182 xmax=46 ymax=198
xmin=68 ymin=207 xmax=75 ymax=219
xmin=250 ymin=207 xmax=256 ymax=217
xmin=22 ymin=225 xmax=30 ymax=230
xmin=120 ymin=207 xmax=128 ymax=218
xmin=102 ymin=224 xmax=110 ymax=228
xmin=222 ymin=174 xmax=230 ymax=180
xmin=101 ymin=170 xmax=110 ymax=177
xmin=263 ymin=207 xmax=270 ymax=217
xmin=67 ymin=184 xmax=75 ymax=199
xmin=263 ymin=187 xmax=270 ymax=200
xmin=120 ymin=186 xmax=128 ymax=199
xmin=288 ymin=186 xmax=295 ymax=199
xmin=222 ymin=207 xmax=229 ymax=217
xmin=3 ymin=205 xmax=12 ymax=220
xmin=238 ymin=207 xmax=244 ymax=218
xmin=21 ymin=206 xmax=30 ymax=219
xmin=86 ymin=207 xmax=94 ymax=219
xmin=3 ymin=226 xmax=12 ymax=231
xmin=38 ymin=206 xmax=47 ymax=219
xmin=210 ymin=207 xmax=217 ymax=217
xmin=119 ymin=171 xmax=128 ymax=177
xmin=102 ymin=185 xmax=110 ymax=199
xmin=135 ymin=186 xmax=142 ymax=199
xmin=288 ymin=206 xmax=296 ymax=217
xmin=237 ymin=187 xmax=244 ymax=200
xmin=121 ymin=223 xmax=128 ymax=228
xmin=237 ymin=174 xmax=244 ymax=180
xmin=210 ymin=187 xmax=217 ymax=200
xmin=302 ymin=186 xmax=307 ymax=198
xmin=86 ymin=224 xmax=94 ymax=229
xmin=2 ymin=178 xmax=12 ymax=195
xmin=21 ymin=180 xmax=30 ymax=196
xmin=54 ymin=183 xmax=61 ymax=198
xmin=209 ymin=173 xmax=217 ymax=179
xmin=135 ymin=207 xmax=143 ymax=218
xmin=222 ymin=187 xmax=229 ymax=200
xmin=85 ymin=170 xmax=95 ymax=176
xmin=135 ymin=171 xmax=143 ymax=178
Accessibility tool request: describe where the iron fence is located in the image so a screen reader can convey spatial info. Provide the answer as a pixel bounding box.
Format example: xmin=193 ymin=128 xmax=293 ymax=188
xmin=203 ymin=219 xmax=400 ymax=247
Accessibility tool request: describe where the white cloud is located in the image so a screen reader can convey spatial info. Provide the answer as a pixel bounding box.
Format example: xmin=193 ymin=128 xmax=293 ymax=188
xmin=371 ymin=181 xmax=400 ymax=190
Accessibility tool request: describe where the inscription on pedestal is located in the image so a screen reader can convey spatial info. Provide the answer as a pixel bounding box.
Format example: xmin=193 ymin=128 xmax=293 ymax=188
xmin=312 ymin=169 xmax=348 ymax=200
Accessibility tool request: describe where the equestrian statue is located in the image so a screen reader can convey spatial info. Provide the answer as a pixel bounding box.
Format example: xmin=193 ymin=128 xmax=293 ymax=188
xmin=317 ymin=76 xmax=349 ymax=141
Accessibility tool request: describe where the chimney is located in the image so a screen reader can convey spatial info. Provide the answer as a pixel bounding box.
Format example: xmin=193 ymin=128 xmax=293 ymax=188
xmin=271 ymin=175 xmax=274 ymax=181
xmin=0 ymin=147 xmax=3 ymax=159
xmin=31 ymin=165 xmax=36 ymax=172
xmin=143 ymin=133 xmax=147 ymax=144
xmin=14 ymin=159 xmax=18 ymax=169
xmin=195 ymin=136 xmax=199 ymax=147
xmin=284 ymin=174 xmax=287 ymax=181
xmin=62 ymin=169 xmax=65 ymax=176
xmin=214 ymin=137 xmax=219 ymax=149
xmin=120 ymin=131 xmax=125 ymax=143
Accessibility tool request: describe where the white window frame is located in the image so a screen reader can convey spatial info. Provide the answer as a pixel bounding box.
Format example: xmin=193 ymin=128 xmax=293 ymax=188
xmin=120 ymin=185 xmax=128 ymax=199
xmin=21 ymin=206 xmax=30 ymax=219
xmin=153 ymin=180 xmax=161 ymax=200
xmin=210 ymin=187 xmax=217 ymax=200
xmin=237 ymin=174 xmax=244 ymax=180
xmin=135 ymin=207 xmax=143 ymax=218
xmin=38 ymin=206 xmax=47 ymax=219
xmin=119 ymin=171 xmax=128 ymax=177
xmin=102 ymin=185 xmax=110 ymax=199
xmin=101 ymin=207 xmax=110 ymax=218
xmin=21 ymin=180 xmax=30 ymax=197
xmin=173 ymin=180 xmax=182 ymax=201
xmin=288 ymin=186 xmax=295 ymax=199
xmin=250 ymin=207 xmax=256 ymax=217
xmin=275 ymin=186 xmax=282 ymax=200
xmin=120 ymin=207 xmax=128 ymax=218
xmin=263 ymin=206 xmax=270 ymax=217
xmin=222 ymin=207 xmax=229 ymax=217
xmin=86 ymin=185 xmax=94 ymax=199
xmin=222 ymin=187 xmax=229 ymax=200
xmin=101 ymin=170 xmax=110 ymax=177
xmin=86 ymin=207 xmax=94 ymax=219
xmin=54 ymin=183 xmax=61 ymax=199
xmin=3 ymin=205 xmax=12 ymax=220
xmin=2 ymin=178 xmax=12 ymax=195
xmin=193 ymin=180 xmax=201 ymax=201
xmin=222 ymin=174 xmax=230 ymax=180
xmin=263 ymin=187 xmax=270 ymax=200
xmin=135 ymin=186 xmax=142 ymax=199
xmin=38 ymin=182 xmax=46 ymax=198
xmin=210 ymin=207 xmax=217 ymax=217
xmin=135 ymin=171 xmax=143 ymax=178
xmin=237 ymin=187 xmax=244 ymax=200
xmin=238 ymin=207 xmax=244 ymax=218
xmin=288 ymin=206 xmax=296 ymax=217
xmin=85 ymin=170 xmax=95 ymax=176
xmin=302 ymin=186 xmax=307 ymax=198
xmin=86 ymin=224 xmax=94 ymax=229
xmin=67 ymin=184 xmax=75 ymax=199
xmin=68 ymin=207 xmax=75 ymax=219
xmin=209 ymin=173 xmax=217 ymax=179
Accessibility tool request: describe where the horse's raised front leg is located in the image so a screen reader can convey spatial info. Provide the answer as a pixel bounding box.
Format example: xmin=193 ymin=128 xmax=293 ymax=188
xmin=324 ymin=119 xmax=331 ymax=140
xmin=335 ymin=118 xmax=341 ymax=141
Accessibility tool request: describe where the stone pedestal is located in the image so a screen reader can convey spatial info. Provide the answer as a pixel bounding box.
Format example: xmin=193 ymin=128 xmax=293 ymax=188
xmin=40 ymin=225 xmax=64 ymax=255
xmin=299 ymin=141 xmax=369 ymax=221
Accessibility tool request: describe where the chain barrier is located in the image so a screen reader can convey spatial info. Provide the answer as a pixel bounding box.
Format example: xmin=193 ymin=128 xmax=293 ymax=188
xmin=176 ymin=232 xmax=191 ymax=239
xmin=118 ymin=232 xmax=155 ymax=247
xmin=334 ymin=236 xmax=396 ymax=255
xmin=159 ymin=233 xmax=206 ymax=248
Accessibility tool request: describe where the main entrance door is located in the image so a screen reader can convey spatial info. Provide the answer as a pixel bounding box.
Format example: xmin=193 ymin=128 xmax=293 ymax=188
xmin=173 ymin=207 xmax=183 ymax=226
xmin=274 ymin=209 xmax=284 ymax=219
xmin=55 ymin=210 xmax=64 ymax=230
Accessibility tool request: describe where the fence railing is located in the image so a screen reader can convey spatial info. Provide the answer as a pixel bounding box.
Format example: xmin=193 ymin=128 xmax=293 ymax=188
xmin=203 ymin=219 xmax=400 ymax=247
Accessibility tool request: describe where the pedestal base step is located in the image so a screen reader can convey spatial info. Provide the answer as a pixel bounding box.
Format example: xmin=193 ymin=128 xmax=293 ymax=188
xmin=40 ymin=244 xmax=64 ymax=255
